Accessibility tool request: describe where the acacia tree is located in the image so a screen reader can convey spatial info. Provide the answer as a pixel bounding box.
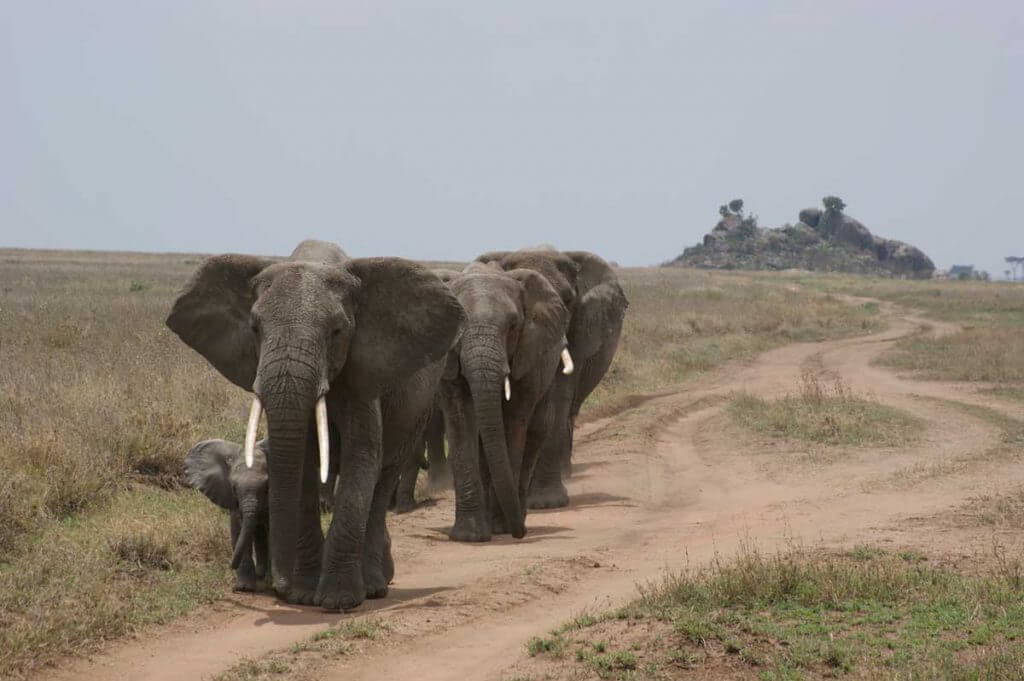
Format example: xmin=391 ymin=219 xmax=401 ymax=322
xmin=1005 ymin=256 xmax=1024 ymax=281
xmin=728 ymin=198 xmax=744 ymax=215
xmin=822 ymin=195 xmax=847 ymax=212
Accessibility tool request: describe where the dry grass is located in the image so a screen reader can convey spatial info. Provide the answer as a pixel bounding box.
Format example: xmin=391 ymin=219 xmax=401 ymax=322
xmin=727 ymin=371 xmax=924 ymax=448
xmin=0 ymin=249 xmax=252 ymax=553
xmin=585 ymin=268 xmax=884 ymax=414
xmin=879 ymin=327 xmax=1024 ymax=383
xmin=0 ymin=486 xmax=229 ymax=678
xmin=777 ymin=271 xmax=1024 ymax=385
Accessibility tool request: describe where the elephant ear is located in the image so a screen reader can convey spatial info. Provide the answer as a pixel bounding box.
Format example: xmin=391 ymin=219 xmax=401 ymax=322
xmin=166 ymin=254 xmax=276 ymax=390
xmin=506 ymin=269 xmax=568 ymax=380
xmin=184 ymin=439 xmax=239 ymax=509
xmin=563 ymin=251 xmax=628 ymax=360
xmin=341 ymin=258 xmax=466 ymax=400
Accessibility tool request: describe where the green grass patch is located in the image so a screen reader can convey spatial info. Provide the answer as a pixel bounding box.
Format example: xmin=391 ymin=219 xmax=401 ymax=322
xmin=728 ymin=371 xmax=924 ymax=447
xmin=532 ymin=545 xmax=1024 ymax=680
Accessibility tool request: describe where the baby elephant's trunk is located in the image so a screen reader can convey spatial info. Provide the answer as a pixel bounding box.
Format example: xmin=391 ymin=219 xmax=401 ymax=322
xmin=231 ymin=512 xmax=259 ymax=569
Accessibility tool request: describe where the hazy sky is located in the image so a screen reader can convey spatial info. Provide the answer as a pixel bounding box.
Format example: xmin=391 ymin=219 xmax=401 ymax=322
xmin=2 ymin=2 xmax=1021 ymax=274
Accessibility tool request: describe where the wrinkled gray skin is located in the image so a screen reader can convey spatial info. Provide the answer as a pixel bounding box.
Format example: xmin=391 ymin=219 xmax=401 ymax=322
xmin=392 ymin=403 xmax=447 ymax=513
xmin=185 ymin=438 xmax=271 ymax=592
xmin=167 ymin=240 xmax=464 ymax=610
xmin=437 ymin=263 xmax=570 ymax=541
xmin=475 ymin=250 xmax=628 ymax=510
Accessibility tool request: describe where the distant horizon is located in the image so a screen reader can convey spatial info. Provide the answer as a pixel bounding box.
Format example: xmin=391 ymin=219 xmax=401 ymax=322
xmin=3 ymin=2 xmax=1021 ymax=276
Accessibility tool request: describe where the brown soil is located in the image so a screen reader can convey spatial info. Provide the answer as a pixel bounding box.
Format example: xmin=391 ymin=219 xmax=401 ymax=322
xmin=34 ymin=302 xmax=1024 ymax=681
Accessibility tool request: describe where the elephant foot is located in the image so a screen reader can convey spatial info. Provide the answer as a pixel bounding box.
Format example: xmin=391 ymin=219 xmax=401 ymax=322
xmin=490 ymin=513 xmax=527 ymax=539
xmin=366 ymin=582 xmax=389 ymax=599
xmin=316 ymin=567 xmax=366 ymax=612
xmin=449 ymin=514 xmax=491 ymax=543
xmin=528 ymin=483 xmax=569 ymax=509
xmin=280 ymin=571 xmax=319 ymax=606
xmin=232 ymin=574 xmax=266 ymax=593
xmin=362 ymin=555 xmax=392 ymax=599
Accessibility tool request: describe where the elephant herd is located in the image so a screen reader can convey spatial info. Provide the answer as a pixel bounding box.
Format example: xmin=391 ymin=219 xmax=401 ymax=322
xmin=170 ymin=240 xmax=627 ymax=611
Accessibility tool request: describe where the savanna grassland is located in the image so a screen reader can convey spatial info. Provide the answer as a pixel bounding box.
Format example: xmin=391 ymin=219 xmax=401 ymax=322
xmin=783 ymin=273 xmax=1024 ymax=385
xmin=0 ymin=250 xmax=887 ymax=678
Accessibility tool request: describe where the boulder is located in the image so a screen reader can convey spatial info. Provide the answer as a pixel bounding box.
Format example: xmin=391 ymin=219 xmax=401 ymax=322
xmin=833 ymin=216 xmax=875 ymax=251
xmin=798 ymin=207 xmax=822 ymax=228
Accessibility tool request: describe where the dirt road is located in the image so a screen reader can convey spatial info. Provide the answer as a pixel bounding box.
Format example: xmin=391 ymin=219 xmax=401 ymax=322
xmin=40 ymin=303 xmax=1024 ymax=681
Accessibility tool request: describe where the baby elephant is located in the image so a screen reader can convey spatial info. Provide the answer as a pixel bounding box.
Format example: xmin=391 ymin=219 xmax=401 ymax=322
xmin=185 ymin=438 xmax=270 ymax=592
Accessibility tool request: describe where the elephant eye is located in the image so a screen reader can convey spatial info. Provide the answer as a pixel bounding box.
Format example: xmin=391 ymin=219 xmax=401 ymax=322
xmin=250 ymin=317 xmax=261 ymax=335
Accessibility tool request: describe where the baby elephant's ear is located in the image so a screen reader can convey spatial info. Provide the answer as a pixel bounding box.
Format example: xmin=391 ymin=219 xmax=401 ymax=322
xmin=184 ymin=440 xmax=239 ymax=509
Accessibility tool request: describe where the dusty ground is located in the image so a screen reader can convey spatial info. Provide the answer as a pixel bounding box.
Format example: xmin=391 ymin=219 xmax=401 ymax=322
xmin=34 ymin=300 xmax=1024 ymax=681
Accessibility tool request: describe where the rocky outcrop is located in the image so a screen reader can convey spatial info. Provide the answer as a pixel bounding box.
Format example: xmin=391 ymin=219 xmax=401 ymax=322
xmin=667 ymin=205 xmax=935 ymax=278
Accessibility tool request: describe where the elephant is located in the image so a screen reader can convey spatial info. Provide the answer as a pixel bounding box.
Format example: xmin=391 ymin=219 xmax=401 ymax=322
xmin=437 ymin=261 xmax=571 ymax=541
xmin=166 ymin=239 xmax=465 ymax=610
xmin=185 ymin=438 xmax=270 ymax=593
xmin=391 ymin=403 xmax=447 ymax=514
xmin=475 ymin=249 xmax=627 ymax=509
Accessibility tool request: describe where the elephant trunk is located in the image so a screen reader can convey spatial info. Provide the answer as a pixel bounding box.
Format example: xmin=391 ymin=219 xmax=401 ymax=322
xmin=231 ymin=501 xmax=260 ymax=570
xmin=462 ymin=332 xmax=525 ymax=539
xmin=256 ymin=340 xmax=325 ymax=597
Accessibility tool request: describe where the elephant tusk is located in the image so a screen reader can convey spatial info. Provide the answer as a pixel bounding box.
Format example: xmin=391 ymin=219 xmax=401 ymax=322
xmin=315 ymin=396 xmax=330 ymax=484
xmin=244 ymin=396 xmax=262 ymax=469
xmin=561 ymin=347 xmax=575 ymax=375
xmin=504 ymin=376 xmax=512 ymax=401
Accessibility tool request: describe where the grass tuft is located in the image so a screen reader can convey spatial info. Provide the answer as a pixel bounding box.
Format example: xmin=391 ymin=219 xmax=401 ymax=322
xmin=728 ymin=370 xmax=924 ymax=447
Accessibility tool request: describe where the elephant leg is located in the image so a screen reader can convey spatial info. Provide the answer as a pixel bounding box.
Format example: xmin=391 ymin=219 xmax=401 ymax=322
xmin=230 ymin=509 xmax=262 ymax=592
xmin=442 ymin=381 xmax=490 ymax=542
xmin=520 ymin=388 xmax=556 ymax=516
xmin=528 ymin=375 xmax=573 ymax=509
xmin=362 ymin=464 xmax=399 ymax=598
xmin=254 ymin=524 xmax=270 ymax=582
xmin=425 ymin=408 xmax=450 ymax=491
xmin=391 ymin=433 xmax=424 ymax=514
xmin=318 ymin=399 xmax=382 ymax=611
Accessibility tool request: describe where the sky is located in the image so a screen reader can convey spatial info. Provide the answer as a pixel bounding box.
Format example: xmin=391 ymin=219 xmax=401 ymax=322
xmin=1 ymin=1 xmax=1021 ymax=275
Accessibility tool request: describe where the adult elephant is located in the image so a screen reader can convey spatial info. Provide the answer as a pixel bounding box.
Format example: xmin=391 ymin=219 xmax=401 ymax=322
xmin=166 ymin=240 xmax=464 ymax=610
xmin=439 ymin=262 xmax=570 ymax=541
xmin=475 ymin=249 xmax=627 ymax=509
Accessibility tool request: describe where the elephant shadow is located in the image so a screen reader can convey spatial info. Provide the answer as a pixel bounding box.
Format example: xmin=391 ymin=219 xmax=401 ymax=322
xmin=416 ymin=524 xmax=574 ymax=545
xmin=531 ymin=491 xmax=635 ymax=512
xmin=233 ymin=584 xmax=459 ymax=624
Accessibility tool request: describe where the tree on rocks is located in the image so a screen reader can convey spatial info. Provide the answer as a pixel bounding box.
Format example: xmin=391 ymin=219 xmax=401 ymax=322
xmin=822 ymin=195 xmax=847 ymax=212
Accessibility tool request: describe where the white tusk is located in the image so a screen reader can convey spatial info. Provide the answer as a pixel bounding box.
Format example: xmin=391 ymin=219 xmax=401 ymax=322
xmin=561 ymin=347 xmax=575 ymax=375
xmin=315 ymin=397 xmax=330 ymax=484
xmin=504 ymin=376 xmax=512 ymax=401
xmin=244 ymin=396 xmax=262 ymax=468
